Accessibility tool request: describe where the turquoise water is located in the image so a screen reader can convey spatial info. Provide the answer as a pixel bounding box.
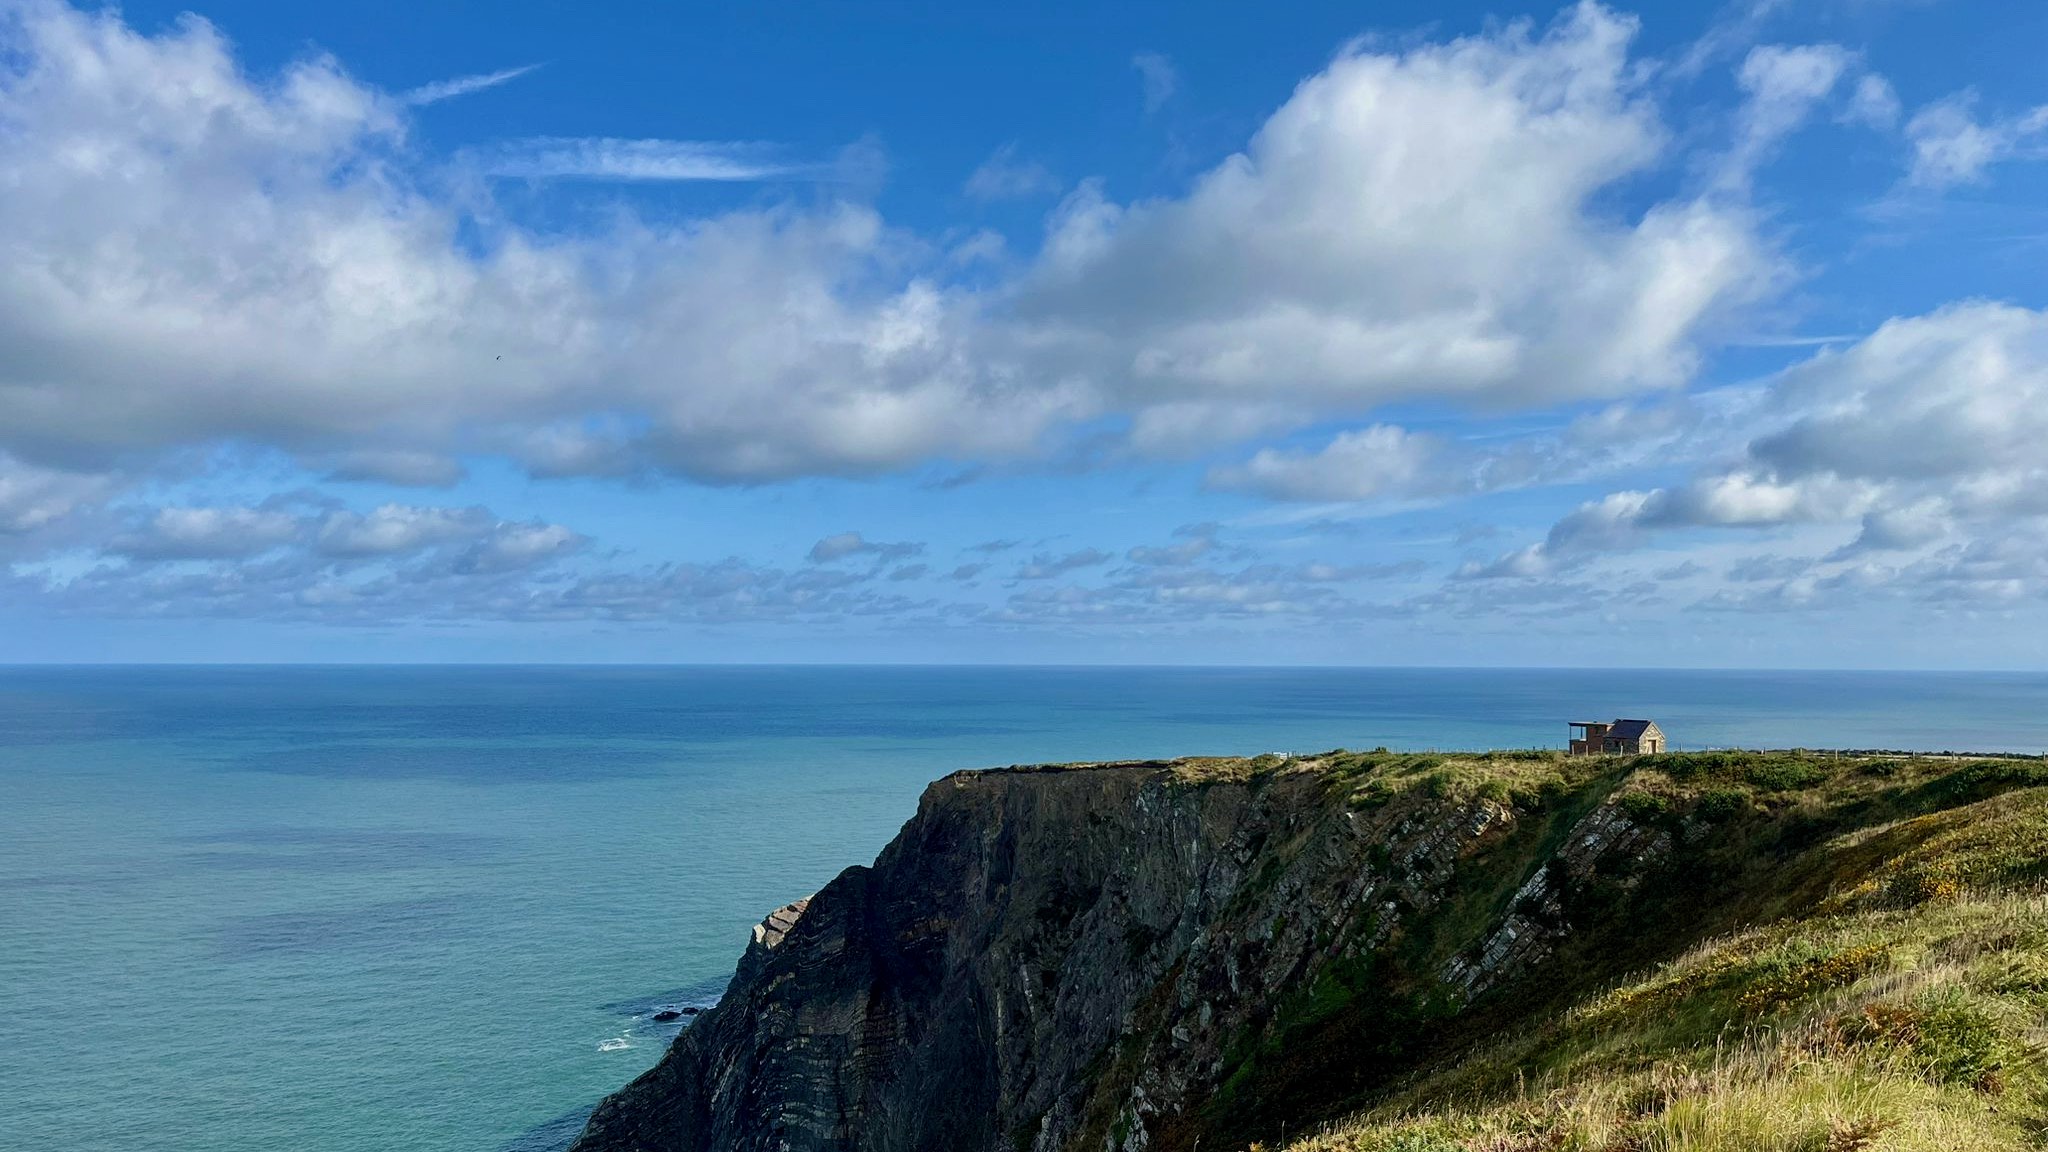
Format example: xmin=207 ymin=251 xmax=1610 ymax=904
xmin=4 ymin=665 xmax=2046 ymax=1152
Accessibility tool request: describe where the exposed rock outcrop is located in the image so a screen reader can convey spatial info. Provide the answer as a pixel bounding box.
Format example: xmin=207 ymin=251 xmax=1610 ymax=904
xmin=569 ymin=755 xmax=1710 ymax=1152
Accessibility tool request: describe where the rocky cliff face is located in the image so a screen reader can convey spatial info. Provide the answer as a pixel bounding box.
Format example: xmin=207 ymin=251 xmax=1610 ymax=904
xmin=568 ymin=752 xmax=1741 ymax=1152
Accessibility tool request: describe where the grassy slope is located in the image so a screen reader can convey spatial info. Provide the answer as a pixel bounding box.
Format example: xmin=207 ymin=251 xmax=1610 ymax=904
xmin=1244 ymin=750 xmax=2048 ymax=1152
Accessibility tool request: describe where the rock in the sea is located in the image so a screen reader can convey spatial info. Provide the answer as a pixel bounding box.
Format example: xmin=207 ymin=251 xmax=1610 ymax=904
xmin=650 ymin=1009 xmax=682 ymax=1023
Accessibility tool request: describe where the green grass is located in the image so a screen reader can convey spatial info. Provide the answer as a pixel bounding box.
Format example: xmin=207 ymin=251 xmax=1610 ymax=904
xmin=982 ymin=748 xmax=2048 ymax=1151
xmin=1264 ymin=768 xmax=2048 ymax=1152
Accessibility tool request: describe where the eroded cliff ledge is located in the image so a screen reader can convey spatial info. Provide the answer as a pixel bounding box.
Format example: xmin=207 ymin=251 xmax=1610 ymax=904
xmin=568 ymin=749 xmax=2048 ymax=1152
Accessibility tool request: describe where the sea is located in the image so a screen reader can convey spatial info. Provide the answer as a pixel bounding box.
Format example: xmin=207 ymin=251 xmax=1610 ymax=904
xmin=4 ymin=665 xmax=2046 ymax=1152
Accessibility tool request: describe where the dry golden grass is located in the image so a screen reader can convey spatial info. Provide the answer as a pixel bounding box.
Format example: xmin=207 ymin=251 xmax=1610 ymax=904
xmin=1269 ymin=787 xmax=2048 ymax=1152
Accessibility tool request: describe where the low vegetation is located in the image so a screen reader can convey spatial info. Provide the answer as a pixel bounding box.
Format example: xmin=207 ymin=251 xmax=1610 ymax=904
xmin=1245 ymin=749 xmax=2048 ymax=1152
xmin=988 ymin=746 xmax=2048 ymax=1151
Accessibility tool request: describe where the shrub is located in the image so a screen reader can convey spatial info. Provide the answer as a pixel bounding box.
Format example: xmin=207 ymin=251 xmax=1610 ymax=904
xmin=1909 ymin=987 xmax=2008 ymax=1089
xmin=1694 ymin=788 xmax=1749 ymax=821
xmin=1743 ymin=759 xmax=1831 ymax=792
xmin=1617 ymin=790 xmax=1674 ymax=826
xmin=1737 ymin=942 xmax=1889 ymax=1016
xmin=1351 ymin=780 xmax=1398 ymax=810
xmin=1361 ymin=1131 xmax=1463 ymax=1152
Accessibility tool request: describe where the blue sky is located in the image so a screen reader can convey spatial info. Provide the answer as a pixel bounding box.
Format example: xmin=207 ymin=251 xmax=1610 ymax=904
xmin=2 ymin=0 xmax=2047 ymax=665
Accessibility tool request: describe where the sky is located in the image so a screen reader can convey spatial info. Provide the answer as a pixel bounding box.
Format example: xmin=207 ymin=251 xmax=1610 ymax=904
xmin=1 ymin=0 xmax=2046 ymax=666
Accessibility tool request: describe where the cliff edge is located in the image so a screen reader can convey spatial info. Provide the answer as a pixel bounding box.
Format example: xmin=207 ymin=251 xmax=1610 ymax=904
xmin=569 ymin=749 xmax=2048 ymax=1152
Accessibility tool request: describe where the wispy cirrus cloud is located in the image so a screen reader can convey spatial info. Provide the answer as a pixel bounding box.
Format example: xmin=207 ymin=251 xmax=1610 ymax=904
xmin=479 ymin=137 xmax=811 ymax=181
xmin=963 ymin=143 xmax=1059 ymax=201
xmin=1131 ymin=51 xmax=1177 ymax=113
xmin=403 ymin=63 xmax=541 ymax=106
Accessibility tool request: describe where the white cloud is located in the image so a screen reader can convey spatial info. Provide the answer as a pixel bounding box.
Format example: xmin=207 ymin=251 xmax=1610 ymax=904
xmin=1208 ymin=426 xmax=1447 ymax=503
xmin=1017 ymin=4 xmax=1775 ymax=433
xmin=1126 ymin=523 xmax=1226 ymax=567
xmin=1904 ymin=92 xmax=2048 ymax=189
xmin=316 ymin=505 xmax=492 ymax=557
xmin=456 ymin=521 xmax=585 ymax=573
xmin=478 ymin=137 xmax=808 ymax=181
xmin=963 ymin=143 xmax=1059 ymax=201
xmin=403 ymin=63 xmax=540 ymax=106
xmin=1723 ymin=44 xmax=1851 ymax=188
xmin=806 ymin=532 xmax=923 ymax=564
xmin=1013 ymin=549 xmax=1112 ymax=580
xmin=1208 ymin=382 xmax=1774 ymax=510
xmin=1842 ymin=73 xmax=1900 ymax=129
xmin=0 ymin=2 xmax=1085 ymax=482
xmin=11 ymin=495 xmax=600 ymax=622
xmin=318 ymin=449 xmax=467 ymax=488
xmin=1471 ymin=302 xmax=2048 ymax=597
xmin=1131 ymin=52 xmax=1178 ymax=113
xmin=1751 ymin=303 xmax=2048 ymax=490
xmin=0 ymin=0 xmax=1781 ymax=493
xmin=110 ymin=505 xmax=302 ymax=560
xmin=1833 ymin=498 xmax=1951 ymax=557
xmin=0 ymin=455 xmax=112 ymax=535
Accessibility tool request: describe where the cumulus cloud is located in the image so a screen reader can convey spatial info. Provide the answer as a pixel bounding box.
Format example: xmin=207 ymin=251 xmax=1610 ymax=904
xmin=12 ymin=497 xmax=600 ymax=622
xmin=456 ymin=521 xmax=585 ymax=574
xmin=1016 ymin=4 xmax=1774 ymax=441
xmin=318 ymin=450 xmax=467 ymax=488
xmin=1903 ymin=92 xmax=2048 ymax=189
xmin=807 ymin=531 xmax=924 ymax=564
xmin=1126 ymin=523 xmax=1232 ymax=567
xmin=111 ymin=506 xmax=303 ymax=561
xmin=15 ymin=1 xmax=2022 ymax=639
xmin=1013 ymin=548 xmax=1113 ymax=580
xmin=0 ymin=0 xmax=1778 ymax=492
xmin=1470 ymin=301 xmax=2048 ymax=598
xmin=316 ymin=505 xmax=493 ymax=558
xmin=88 ymin=499 xmax=590 ymax=573
xmin=1208 ymin=426 xmax=1448 ymax=503
xmin=0 ymin=2 xmax=1074 ymax=484
xmin=1831 ymin=499 xmax=1951 ymax=558
xmin=0 ymin=455 xmax=114 ymax=536
xmin=1751 ymin=303 xmax=2048 ymax=490
xmin=1207 ymin=383 xmax=1773 ymax=509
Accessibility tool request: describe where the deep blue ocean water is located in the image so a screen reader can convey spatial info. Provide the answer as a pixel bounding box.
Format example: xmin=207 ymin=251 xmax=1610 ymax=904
xmin=4 ymin=665 xmax=2047 ymax=1152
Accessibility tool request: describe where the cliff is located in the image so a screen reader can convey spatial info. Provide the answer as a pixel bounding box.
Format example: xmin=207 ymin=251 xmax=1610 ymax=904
xmin=569 ymin=750 xmax=2048 ymax=1152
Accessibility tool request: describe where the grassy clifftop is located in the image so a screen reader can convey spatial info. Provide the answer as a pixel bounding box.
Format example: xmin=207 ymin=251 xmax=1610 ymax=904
xmin=1241 ymin=748 xmax=2048 ymax=1152
xmin=570 ymin=744 xmax=2048 ymax=1152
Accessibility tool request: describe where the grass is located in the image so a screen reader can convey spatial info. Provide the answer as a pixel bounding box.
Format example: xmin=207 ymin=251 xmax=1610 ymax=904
xmin=974 ymin=747 xmax=2048 ymax=1151
xmin=1318 ymin=749 xmax=1590 ymax=811
xmin=1260 ymin=768 xmax=2048 ymax=1152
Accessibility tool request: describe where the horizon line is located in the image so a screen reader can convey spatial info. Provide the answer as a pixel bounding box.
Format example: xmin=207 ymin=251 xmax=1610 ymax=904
xmin=1 ymin=661 xmax=2044 ymax=674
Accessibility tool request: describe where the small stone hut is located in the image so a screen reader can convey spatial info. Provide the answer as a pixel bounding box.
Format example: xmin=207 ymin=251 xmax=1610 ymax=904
xmin=1568 ymin=718 xmax=1666 ymax=756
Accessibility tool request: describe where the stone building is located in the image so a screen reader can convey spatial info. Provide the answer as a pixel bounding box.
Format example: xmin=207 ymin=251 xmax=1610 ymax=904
xmin=1568 ymin=718 xmax=1666 ymax=756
